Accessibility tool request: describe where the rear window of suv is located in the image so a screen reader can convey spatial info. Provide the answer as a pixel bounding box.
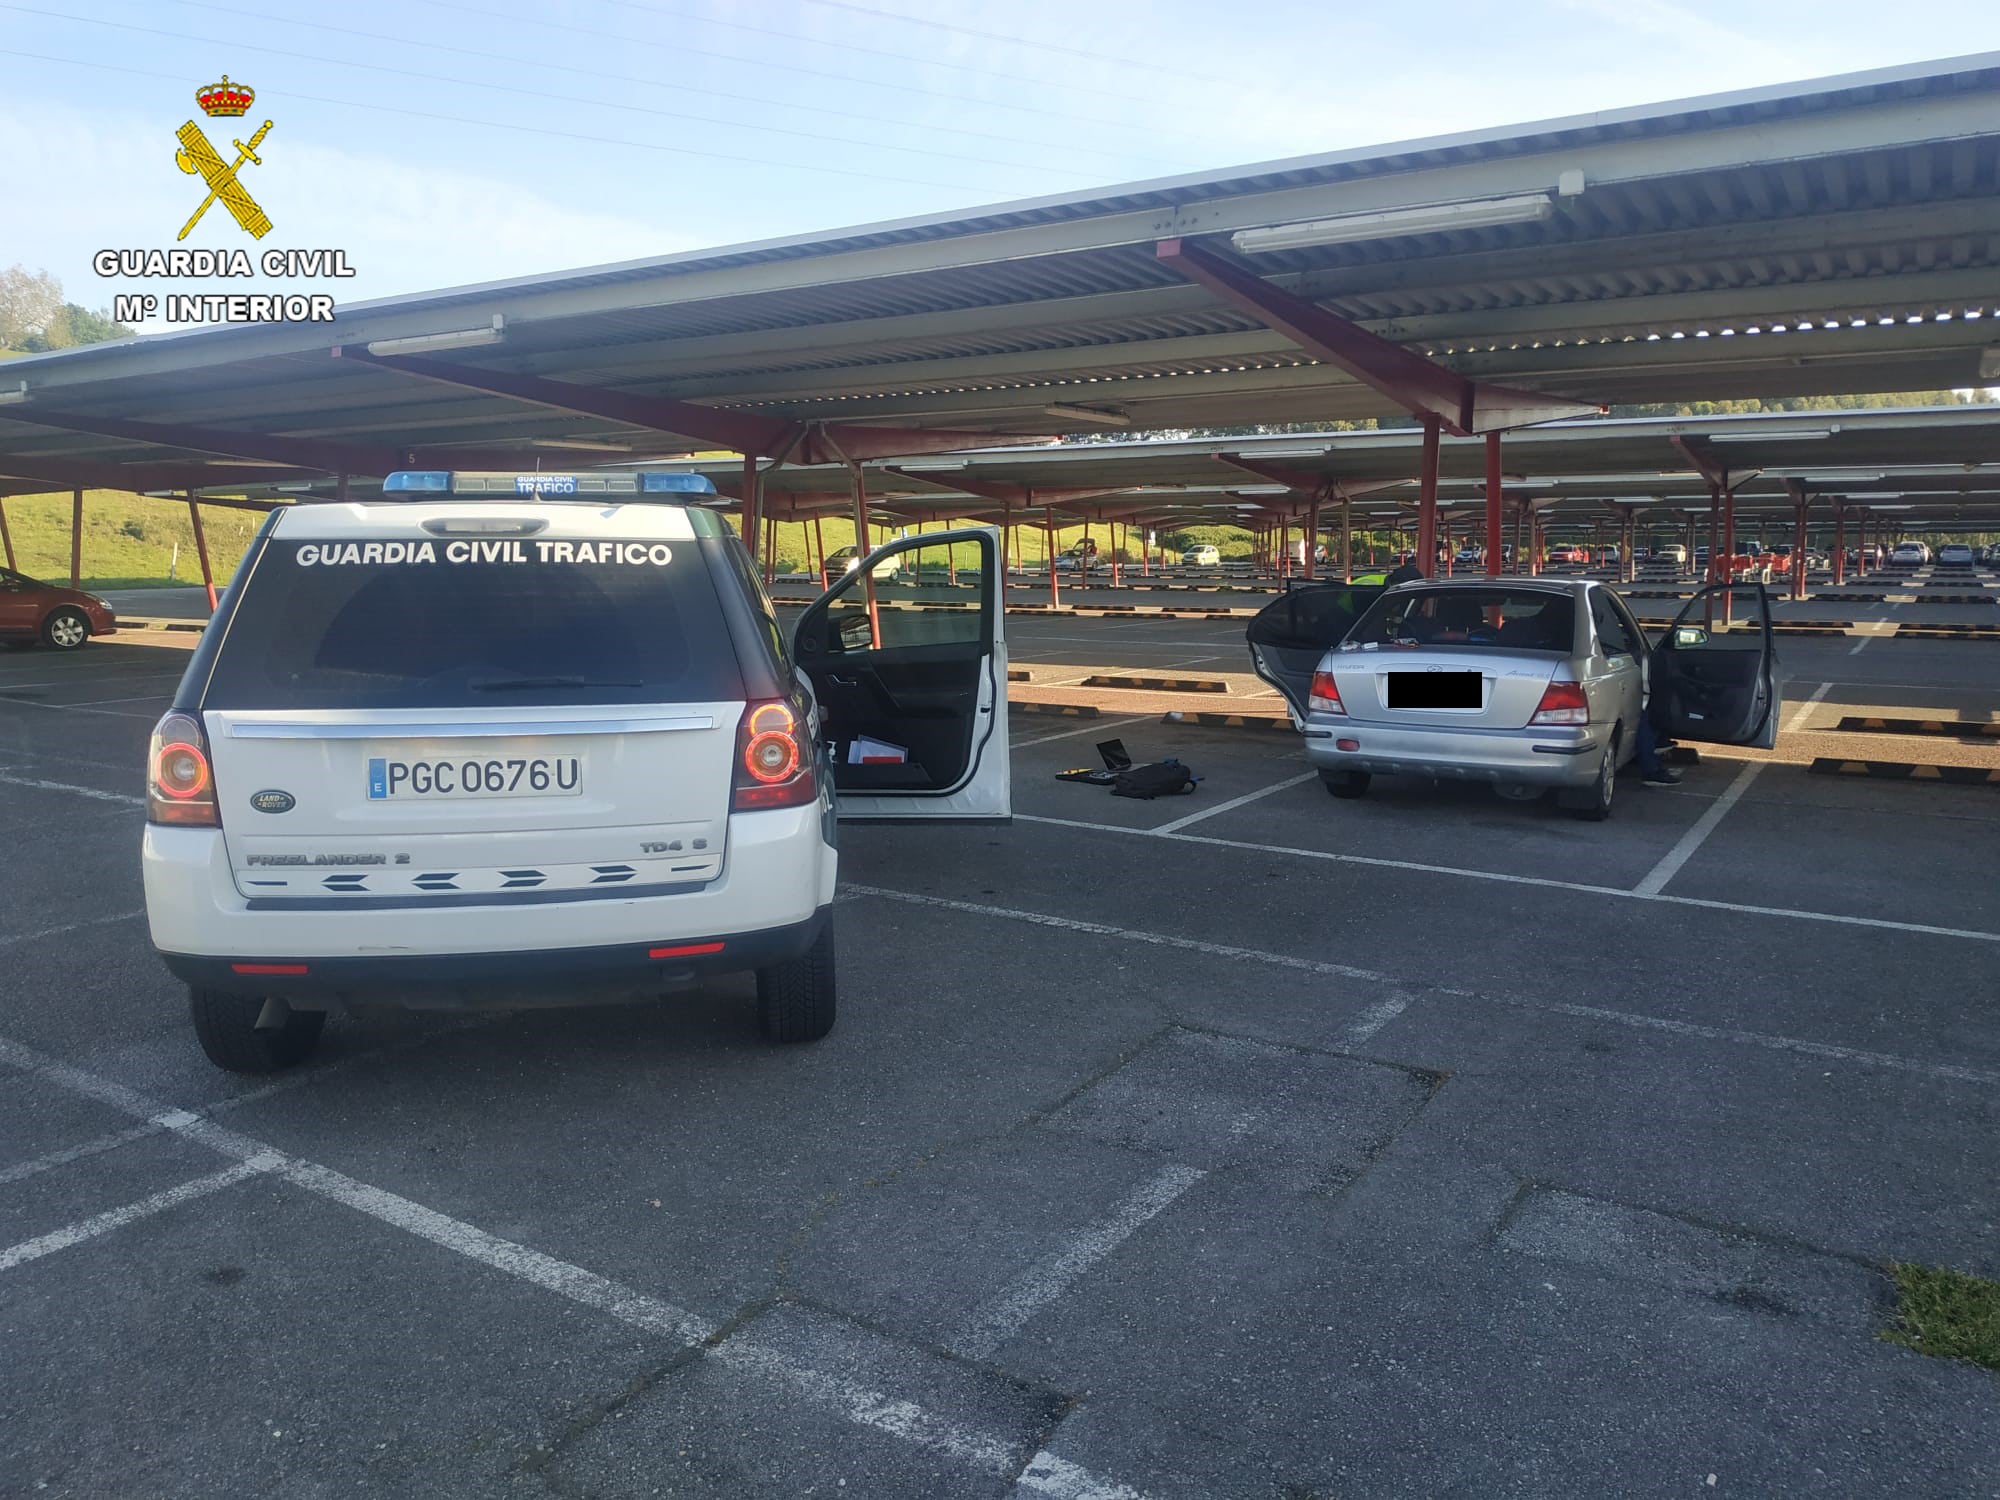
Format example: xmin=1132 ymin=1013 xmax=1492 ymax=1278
xmin=201 ymin=533 xmax=744 ymax=710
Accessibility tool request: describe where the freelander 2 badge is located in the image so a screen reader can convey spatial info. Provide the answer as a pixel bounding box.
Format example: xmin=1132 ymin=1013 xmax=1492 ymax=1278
xmin=175 ymin=75 xmax=274 ymax=242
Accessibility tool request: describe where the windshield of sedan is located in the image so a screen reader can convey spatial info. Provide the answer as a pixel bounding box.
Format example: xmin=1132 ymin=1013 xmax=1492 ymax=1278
xmin=1344 ymin=586 xmax=1577 ymax=653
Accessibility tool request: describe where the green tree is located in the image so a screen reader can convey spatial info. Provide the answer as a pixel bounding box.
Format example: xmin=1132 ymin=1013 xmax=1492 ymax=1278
xmin=0 ymin=265 xmax=63 ymax=349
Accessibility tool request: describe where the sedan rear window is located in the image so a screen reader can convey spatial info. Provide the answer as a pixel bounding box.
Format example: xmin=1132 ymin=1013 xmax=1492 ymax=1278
xmin=1346 ymin=587 xmax=1577 ymax=653
xmin=202 ymin=537 xmax=744 ymax=709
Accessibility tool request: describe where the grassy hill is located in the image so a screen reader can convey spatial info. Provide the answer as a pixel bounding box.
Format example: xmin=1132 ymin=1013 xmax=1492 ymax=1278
xmin=0 ymin=491 xmax=264 ymax=589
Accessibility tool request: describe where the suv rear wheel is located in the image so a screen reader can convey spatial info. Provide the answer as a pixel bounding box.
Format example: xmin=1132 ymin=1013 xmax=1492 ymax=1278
xmin=189 ymin=988 xmax=326 ymax=1073
xmin=756 ymin=923 xmax=836 ymax=1043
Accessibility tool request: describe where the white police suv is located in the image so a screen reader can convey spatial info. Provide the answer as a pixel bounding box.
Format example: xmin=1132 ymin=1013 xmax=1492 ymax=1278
xmin=143 ymin=470 xmax=1009 ymax=1072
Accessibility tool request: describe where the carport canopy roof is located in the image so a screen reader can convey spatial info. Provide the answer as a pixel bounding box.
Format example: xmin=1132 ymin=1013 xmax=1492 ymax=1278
xmin=0 ymin=50 xmax=1997 ymax=493
xmin=659 ymin=402 xmax=2000 ymax=536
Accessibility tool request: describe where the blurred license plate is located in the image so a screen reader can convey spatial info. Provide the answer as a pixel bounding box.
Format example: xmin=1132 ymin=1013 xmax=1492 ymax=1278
xmin=366 ymin=754 xmax=582 ymax=799
xmin=1388 ymin=672 xmax=1481 ymax=709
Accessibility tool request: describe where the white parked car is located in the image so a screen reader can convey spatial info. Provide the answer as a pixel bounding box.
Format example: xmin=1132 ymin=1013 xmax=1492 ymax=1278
xmin=142 ymin=470 xmax=1010 ymax=1072
xmin=1181 ymin=544 xmax=1221 ymax=567
xmin=1936 ymin=543 xmax=1975 ymax=568
xmin=1654 ymin=543 xmax=1689 ymax=567
xmin=1890 ymin=542 xmax=1930 ymax=566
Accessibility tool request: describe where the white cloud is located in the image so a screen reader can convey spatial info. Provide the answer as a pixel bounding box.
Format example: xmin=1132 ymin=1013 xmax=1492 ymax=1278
xmin=0 ymin=102 xmax=695 ymax=329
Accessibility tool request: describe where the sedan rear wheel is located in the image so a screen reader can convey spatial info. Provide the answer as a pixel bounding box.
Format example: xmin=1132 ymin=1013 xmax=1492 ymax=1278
xmin=43 ymin=607 xmax=90 ymax=651
xmin=1562 ymin=734 xmax=1618 ymax=822
xmin=1320 ymin=769 xmax=1370 ymax=800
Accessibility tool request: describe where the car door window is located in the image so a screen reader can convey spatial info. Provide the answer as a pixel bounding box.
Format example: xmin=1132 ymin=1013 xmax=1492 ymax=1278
xmin=1590 ymin=592 xmax=1636 ymax=658
xmin=820 ymin=541 xmax=985 ymax=655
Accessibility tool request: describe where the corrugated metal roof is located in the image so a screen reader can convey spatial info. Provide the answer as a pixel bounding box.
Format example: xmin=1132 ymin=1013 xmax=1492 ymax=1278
xmin=2 ymin=52 xmax=1998 ymax=491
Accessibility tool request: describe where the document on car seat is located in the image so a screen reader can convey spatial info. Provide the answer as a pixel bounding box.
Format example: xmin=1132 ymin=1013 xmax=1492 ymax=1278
xmin=848 ymin=736 xmax=909 ymax=764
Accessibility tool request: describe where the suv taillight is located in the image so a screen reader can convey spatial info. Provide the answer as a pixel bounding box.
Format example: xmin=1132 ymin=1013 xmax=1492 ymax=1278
xmin=1529 ymin=679 xmax=1589 ymax=726
xmin=148 ymin=711 xmax=220 ymax=826
xmin=731 ymin=700 xmax=817 ymax=812
xmin=1308 ymin=669 xmax=1345 ymax=715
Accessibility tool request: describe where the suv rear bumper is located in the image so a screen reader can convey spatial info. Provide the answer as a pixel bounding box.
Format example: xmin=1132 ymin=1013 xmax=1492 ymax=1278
xmin=159 ymin=907 xmax=829 ymax=1004
xmin=144 ymin=802 xmax=838 ymax=994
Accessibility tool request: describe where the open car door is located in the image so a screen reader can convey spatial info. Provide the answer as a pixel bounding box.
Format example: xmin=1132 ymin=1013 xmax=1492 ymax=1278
xmin=791 ymin=526 xmax=1009 ymax=820
xmin=1245 ymin=580 xmax=1387 ymax=724
xmin=1648 ymin=582 xmax=1781 ymax=749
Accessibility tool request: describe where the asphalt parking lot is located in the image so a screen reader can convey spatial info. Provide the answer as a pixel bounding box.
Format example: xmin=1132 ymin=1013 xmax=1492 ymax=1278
xmin=4 ymin=611 xmax=1999 ymax=1498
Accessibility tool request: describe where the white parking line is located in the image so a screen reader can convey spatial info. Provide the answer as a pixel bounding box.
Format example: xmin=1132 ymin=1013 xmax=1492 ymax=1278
xmin=0 ymin=1035 xmax=1159 ymax=1499
xmin=1011 ymin=714 xmax=1155 ymax=748
xmin=0 ymin=1153 xmax=280 ymax=1274
xmin=0 ymin=1119 xmax=177 ymax=1187
xmin=0 ymin=770 xmax=145 ymax=806
xmin=0 ymin=696 xmax=162 ymax=718
xmin=1340 ymin=993 xmax=1413 ymax=1046
xmin=1632 ymin=682 xmax=1831 ymax=898
xmin=1150 ymin=771 xmax=1316 ymax=835
xmin=844 ymin=883 xmax=1387 ymax=981
xmin=0 ymin=908 xmax=145 ymax=951
xmin=842 ymin=887 xmax=2000 ymax=1088
xmin=955 ymin=1164 xmax=1207 ymax=1359
xmin=1632 ymin=762 xmax=1761 ymax=898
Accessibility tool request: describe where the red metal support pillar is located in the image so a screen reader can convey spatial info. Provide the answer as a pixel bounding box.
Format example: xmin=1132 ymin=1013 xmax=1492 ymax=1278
xmin=1304 ymin=493 xmax=1321 ymax=580
xmin=1110 ymin=521 xmax=1122 ymax=588
xmin=1483 ymin=432 xmax=1503 ymax=578
xmin=1722 ymin=481 xmax=1738 ymax=627
xmin=335 ymin=473 xmax=350 ymax=503
xmin=70 ymin=488 xmax=83 ymax=588
xmin=1340 ymin=493 xmax=1353 ymax=582
xmin=813 ymin=516 xmax=828 ymax=589
xmin=1831 ymin=507 xmax=1846 ymax=587
xmin=1791 ymin=493 xmax=1810 ymax=602
xmin=185 ymin=491 xmax=217 ymax=612
xmin=762 ymin=513 xmax=777 ymax=585
xmin=0 ymin=499 xmax=14 ymax=571
xmin=848 ymin=463 xmax=880 ymax=648
xmin=1416 ymin=415 xmax=1441 ymax=576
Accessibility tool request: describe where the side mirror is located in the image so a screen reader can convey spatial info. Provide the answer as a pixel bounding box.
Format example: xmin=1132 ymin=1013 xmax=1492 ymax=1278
xmin=1672 ymin=625 xmax=1707 ymax=648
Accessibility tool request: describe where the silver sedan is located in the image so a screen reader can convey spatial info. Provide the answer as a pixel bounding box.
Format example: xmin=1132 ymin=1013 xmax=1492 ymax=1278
xmin=1261 ymin=577 xmax=1778 ymax=820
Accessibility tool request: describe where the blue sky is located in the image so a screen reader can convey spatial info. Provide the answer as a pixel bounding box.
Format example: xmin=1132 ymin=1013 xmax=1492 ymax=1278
xmin=4 ymin=0 xmax=1999 ymax=326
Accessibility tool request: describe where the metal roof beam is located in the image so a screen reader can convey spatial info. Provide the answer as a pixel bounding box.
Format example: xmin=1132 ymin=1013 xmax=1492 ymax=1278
xmin=336 ymin=347 xmax=1053 ymax=465
xmin=0 ymin=408 xmax=572 ymax=478
xmin=0 ymin=452 xmax=307 ymax=493
xmin=0 ymin=408 xmax=405 ymax=475
xmin=1148 ymin=239 xmax=1598 ymax=435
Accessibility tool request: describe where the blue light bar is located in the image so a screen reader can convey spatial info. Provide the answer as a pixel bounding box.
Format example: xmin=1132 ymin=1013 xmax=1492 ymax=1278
xmin=378 ymin=469 xmax=720 ymax=500
xmin=638 ymin=472 xmax=718 ymax=495
xmin=382 ymin=470 xmax=450 ymax=493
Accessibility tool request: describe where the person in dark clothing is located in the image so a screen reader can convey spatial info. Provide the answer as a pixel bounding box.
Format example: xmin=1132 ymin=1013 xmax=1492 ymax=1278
xmin=1634 ymin=682 xmax=1680 ymax=785
xmin=1383 ymin=562 xmax=1424 ymax=585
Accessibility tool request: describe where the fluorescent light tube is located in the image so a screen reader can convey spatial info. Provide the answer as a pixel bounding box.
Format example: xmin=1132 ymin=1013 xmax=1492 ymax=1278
xmin=1706 ymin=428 xmax=1835 ymax=443
xmin=367 ymin=315 xmax=505 ymax=356
xmin=1233 ymin=192 xmax=1555 ymax=254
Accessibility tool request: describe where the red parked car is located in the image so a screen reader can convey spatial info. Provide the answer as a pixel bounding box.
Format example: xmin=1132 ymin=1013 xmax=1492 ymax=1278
xmin=1545 ymin=544 xmax=1589 ymax=565
xmin=0 ymin=568 xmax=118 ymax=650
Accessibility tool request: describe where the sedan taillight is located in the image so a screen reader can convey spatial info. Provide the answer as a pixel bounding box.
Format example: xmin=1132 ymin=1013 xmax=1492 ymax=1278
xmin=148 ymin=711 xmax=220 ymax=826
xmin=731 ymin=700 xmax=818 ymax=812
xmin=1308 ymin=669 xmax=1346 ymax=715
xmin=1528 ymin=679 xmax=1589 ymax=726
